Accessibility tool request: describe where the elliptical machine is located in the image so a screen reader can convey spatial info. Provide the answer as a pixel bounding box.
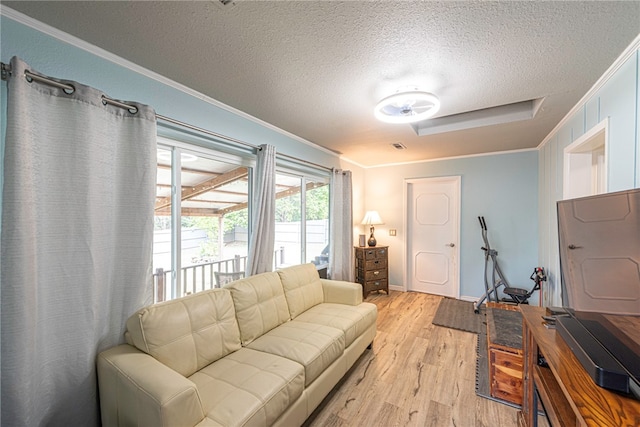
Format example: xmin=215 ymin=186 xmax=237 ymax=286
xmin=473 ymin=216 xmax=546 ymax=313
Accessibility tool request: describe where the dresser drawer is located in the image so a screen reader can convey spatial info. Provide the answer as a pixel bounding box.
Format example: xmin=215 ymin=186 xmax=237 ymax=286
xmin=364 ymin=258 xmax=387 ymax=270
xmin=362 ymin=269 xmax=387 ymax=281
xmin=364 ymin=279 xmax=388 ymax=294
xmin=357 ymin=247 xmax=387 ymax=260
xmin=373 ymin=247 xmax=387 ymax=258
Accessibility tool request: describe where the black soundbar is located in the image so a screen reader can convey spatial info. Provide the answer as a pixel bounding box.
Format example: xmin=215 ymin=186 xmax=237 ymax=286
xmin=556 ymin=316 xmax=630 ymax=394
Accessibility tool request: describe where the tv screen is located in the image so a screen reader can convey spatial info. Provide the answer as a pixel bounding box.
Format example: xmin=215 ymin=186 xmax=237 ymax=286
xmin=556 ymin=188 xmax=640 ymax=398
xmin=557 ymin=188 xmax=640 ymax=315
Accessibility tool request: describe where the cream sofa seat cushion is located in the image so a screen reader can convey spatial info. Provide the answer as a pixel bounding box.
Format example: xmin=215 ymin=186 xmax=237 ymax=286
xmin=294 ymin=302 xmax=378 ymax=347
xmin=277 ymin=263 xmax=324 ymax=319
xmin=126 ymin=288 xmax=241 ymax=377
xmin=225 ymin=272 xmax=291 ymax=346
xmin=190 ymin=348 xmax=304 ymax=427
xmin=247 ymin=321 xmax=344 ymax=386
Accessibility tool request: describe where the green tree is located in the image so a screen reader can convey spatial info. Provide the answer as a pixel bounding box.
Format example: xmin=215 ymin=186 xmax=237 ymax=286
xmin=223 ymin=209 xmax=248 ymax=232
xmin=276 ymin=193 xmax=301 ymax=222
xmin=306 ymin=185 xmax=329 ymax=220
xmin=182 ymin=216 xmax=220 ymax=259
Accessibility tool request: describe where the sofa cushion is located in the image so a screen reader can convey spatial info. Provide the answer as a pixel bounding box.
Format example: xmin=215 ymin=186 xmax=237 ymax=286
xmin=190 ymin=347 xmax=304 ymax=427
xmin=247 ymin=321 xmax=344 ymax=386
xmin=225 ymin=272 xmax=291 ymax=346
xmin=294 ymin=302 xmax=378 ymax=347
xmin=126 ymin=288 xmax=241 ymax=377
xmin=277 ymin=263 xmax=324 ymax=319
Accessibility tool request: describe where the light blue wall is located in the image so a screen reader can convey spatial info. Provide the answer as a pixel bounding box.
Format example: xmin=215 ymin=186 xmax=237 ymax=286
xmin=364 ymin=150 xmax=539 ymax=301
xmin=0 ymin=15 xmax=342 ymax=169
xmin=538 ymin=46 xmax=640 ymax=306
xmin=1 ymin=12 xmax=541 ymax=304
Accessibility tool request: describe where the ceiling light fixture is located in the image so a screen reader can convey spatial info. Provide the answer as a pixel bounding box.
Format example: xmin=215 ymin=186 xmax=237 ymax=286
xmin=374 ymin=90 xmax=440 ymax=124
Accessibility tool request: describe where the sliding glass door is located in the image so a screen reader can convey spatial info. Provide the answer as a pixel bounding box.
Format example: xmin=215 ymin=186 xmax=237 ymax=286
xmin=274 ymin=171 xmax=329 ymax=269
xmin=154 ymin=138 xmax=332 ymax=301
xmin=153 ymin=140 xmax=250 ymax=301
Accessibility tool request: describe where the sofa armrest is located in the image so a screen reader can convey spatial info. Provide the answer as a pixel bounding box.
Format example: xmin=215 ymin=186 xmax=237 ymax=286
xmin=320 ymin=279 xmax=363 ymax=305
xmin=97 ymin=344 xmax=204 ymax=427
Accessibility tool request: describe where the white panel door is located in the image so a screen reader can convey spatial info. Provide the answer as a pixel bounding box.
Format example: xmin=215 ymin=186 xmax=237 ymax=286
xmin=406 ymin=176 xmax=460 ymax=297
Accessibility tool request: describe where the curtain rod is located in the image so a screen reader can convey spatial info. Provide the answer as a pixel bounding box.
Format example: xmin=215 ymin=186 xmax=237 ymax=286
xmin=1 ymin=61 xmax=332 ymax=172
xmin=156 ymin=114 xmax=332 ymax=172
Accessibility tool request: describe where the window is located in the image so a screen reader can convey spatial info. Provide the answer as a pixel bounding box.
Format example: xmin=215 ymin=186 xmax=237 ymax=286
xmin=153 ymin=139 xmax=250 ymax=302
xmin=152 ymin=136 xmax=331 ymax=302
xmin=305 ymin=177 xmax=330 ymax=267
xmin=274 ymin=171 xmax=329 ymax=269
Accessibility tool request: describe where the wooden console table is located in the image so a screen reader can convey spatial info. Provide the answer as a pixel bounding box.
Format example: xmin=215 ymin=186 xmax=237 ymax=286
xmin=519 ymin=305 xmax=640 ymax=427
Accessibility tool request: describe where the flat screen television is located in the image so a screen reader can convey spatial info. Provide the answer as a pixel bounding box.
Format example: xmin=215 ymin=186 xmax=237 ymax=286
xmin=556 ymin=188 xmax=640 ymax=400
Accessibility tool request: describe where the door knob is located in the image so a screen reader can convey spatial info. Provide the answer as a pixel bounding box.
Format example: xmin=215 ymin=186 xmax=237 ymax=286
xmin=448 ymin=243 xmax=455 ymax=247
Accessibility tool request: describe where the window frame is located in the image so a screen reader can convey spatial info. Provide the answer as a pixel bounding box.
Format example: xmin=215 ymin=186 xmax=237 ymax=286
xmin=156 ymin=136 xmax=254 ymax=301
xmin=274 ymin=165 xmax=331 ymax=268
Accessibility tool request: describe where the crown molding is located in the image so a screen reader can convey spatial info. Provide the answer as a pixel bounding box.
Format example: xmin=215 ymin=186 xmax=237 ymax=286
xmin=0 ymin=6 xmax=339 ymax=159
xmin=537 ymin=33 xmax=640 ymax=149
xmin=362 ymin=147 xmax=538 ymax=169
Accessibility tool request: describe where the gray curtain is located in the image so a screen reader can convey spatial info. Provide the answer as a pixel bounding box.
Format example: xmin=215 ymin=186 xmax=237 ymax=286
xmin=329 ymin=169 xmax=353 ymax=281
xmin=248 ymin=144 xmax=276 ymax=275
xmin=1 ymin=57 xmax=156 ymax=426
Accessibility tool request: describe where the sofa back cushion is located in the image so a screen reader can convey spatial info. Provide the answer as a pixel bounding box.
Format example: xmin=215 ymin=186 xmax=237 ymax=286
xmin=224 ymin=272 xmax=291 ymax=345
xmin=126 ymin=288 xmax=241 ymax=377
xmin=277 ymin=263 xmax=324 ymax=319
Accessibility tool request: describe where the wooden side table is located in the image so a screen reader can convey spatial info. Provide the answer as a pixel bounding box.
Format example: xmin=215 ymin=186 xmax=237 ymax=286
xmin=354 ymin=246 xmax=389 ymax=298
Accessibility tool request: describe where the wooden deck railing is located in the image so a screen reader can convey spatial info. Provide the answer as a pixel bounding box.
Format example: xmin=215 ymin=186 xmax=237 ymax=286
xmin=152 ymin=247 xmax=285 ymax=302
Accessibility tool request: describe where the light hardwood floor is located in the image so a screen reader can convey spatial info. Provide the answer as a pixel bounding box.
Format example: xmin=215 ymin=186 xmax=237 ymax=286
xmin=304 ymin=291 xmax=519 ymax=427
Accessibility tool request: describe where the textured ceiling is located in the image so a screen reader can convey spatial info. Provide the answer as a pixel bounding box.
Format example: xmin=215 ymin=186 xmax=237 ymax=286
xmin=4 ymin=1 xmax=640 ymax=167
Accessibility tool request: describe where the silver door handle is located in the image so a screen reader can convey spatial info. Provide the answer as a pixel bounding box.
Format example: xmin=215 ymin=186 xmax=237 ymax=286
xmin=448 ymin=243 xmax=455 ymax=247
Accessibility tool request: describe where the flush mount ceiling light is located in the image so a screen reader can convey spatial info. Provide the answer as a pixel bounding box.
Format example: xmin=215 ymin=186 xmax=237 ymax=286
xmin=374 ymin=90 xmax=440 ymax=124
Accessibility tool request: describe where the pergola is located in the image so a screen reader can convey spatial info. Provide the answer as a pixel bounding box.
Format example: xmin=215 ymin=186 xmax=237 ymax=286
xmin=152 ymin=155 xmax=330 ymax=300
xmin=154 ymin=160 xmax=327 ymax=217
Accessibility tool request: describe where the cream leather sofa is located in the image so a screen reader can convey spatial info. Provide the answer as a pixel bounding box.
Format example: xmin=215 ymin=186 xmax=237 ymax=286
xmin=97 ymin=263 xmax=378 ymax=427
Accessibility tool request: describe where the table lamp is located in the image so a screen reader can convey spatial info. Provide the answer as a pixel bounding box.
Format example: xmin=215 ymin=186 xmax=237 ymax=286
xmin=361 ymin=211 xmax=383 ymax=247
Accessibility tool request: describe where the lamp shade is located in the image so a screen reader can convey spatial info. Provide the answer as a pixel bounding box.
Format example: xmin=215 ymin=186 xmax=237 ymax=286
xmin=361 ymin=211 xmax=383 ymax=225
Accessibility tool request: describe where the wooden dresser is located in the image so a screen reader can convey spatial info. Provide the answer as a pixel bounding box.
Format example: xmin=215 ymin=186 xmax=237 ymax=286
xmin=354 ymin=246 xmax=389 ymax=298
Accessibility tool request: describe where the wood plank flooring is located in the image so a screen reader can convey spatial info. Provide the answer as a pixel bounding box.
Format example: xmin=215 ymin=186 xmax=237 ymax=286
xmin=304 ymin=291 xmax=519 ymax=427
